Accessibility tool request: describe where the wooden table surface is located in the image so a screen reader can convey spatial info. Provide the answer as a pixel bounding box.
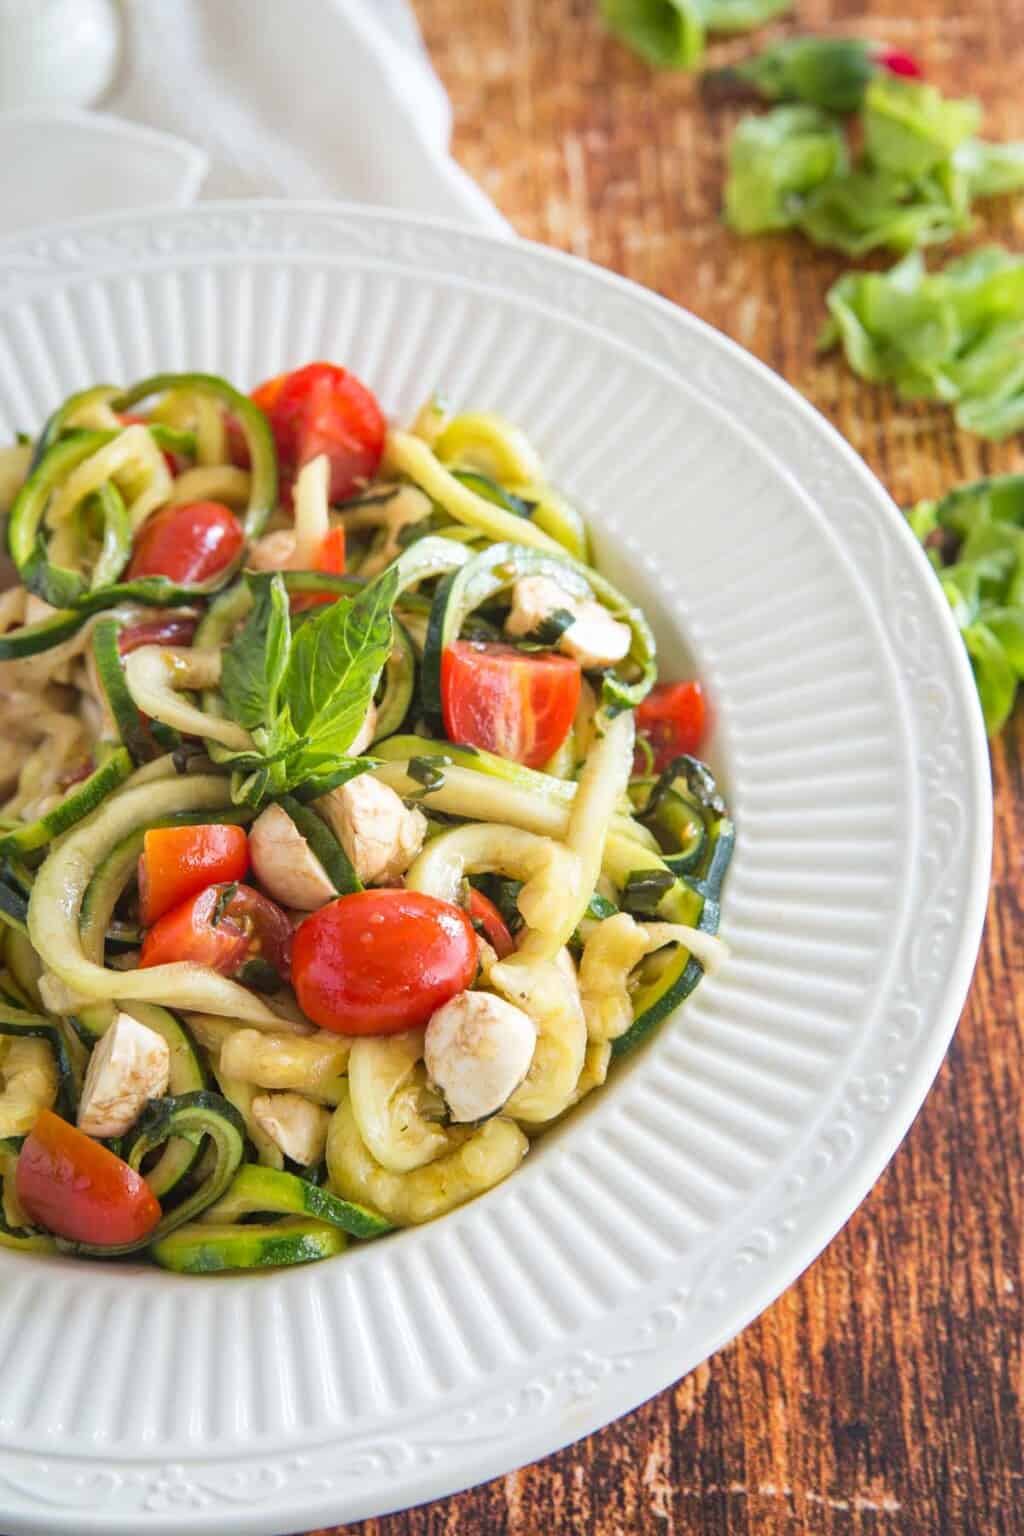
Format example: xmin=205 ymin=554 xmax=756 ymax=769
xmin=315 ymin=3 xmax=1024 ymax=1531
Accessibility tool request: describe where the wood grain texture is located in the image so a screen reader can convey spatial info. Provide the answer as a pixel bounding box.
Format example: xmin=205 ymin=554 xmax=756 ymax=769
xmin=311 ymin=3 xmax=1024 ymax=1531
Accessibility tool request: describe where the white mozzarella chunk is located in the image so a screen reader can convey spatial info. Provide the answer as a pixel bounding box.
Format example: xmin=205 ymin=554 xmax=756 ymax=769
xmin=424 ymin=990 xmax=537 ymax=1123
xmin=249 ymin=803 xmax=336 ymax=911
xmin=317 ymin=774 xmax=426 ymax=886
xmin=77 ymin=1011 xmax=170 ymax=1139
xmin=251 ymin=1091 xmax=330 ymax=1165
xmin=504 ymin=575 xmax=631 ymax=670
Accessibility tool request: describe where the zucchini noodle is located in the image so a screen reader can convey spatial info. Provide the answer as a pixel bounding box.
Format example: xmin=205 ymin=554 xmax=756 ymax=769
xmin=0 ymin=368 xmax=732 ymax=1273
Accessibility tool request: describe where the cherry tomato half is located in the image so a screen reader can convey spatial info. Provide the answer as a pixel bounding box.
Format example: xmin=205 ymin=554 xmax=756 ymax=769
xmin=635 ymin=681 xmax=707 ymax=775
xmin=138 ymin=824 xmax=249 ymax=928
xmin=139 ymin=882 xmax=291 ymax=982
xmin=291 ymin=524 xmax=348 ymax=613
xmin=125 ymin=501 xmax=244 ymax=585
xmin=251 ymin=362 xmax=385 ymax=502
xmin=16 ymin=1110 xmax=160 ymax=1246
xmin=467 ymin=887 xmax=515 ymax=959
xmin=292 ymin=890 xmax=477 ymax=1035
xmin=441 ymin=640 xmax=581 ymax=771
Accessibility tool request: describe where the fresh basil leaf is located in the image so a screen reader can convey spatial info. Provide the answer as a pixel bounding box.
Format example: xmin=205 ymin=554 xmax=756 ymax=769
xmin=724 ymin=105 xmax=847 ymax=234
xmin=283 ymin=564 xmax=398 ymax=762
xmin=599 ymin=0 xmax=705 ymax=70
xmin=221 ymin=573 xmax=292 ymax=732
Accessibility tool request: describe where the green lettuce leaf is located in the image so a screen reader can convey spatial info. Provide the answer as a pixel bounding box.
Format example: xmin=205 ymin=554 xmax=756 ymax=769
xmin=955 ymin=138 xmax=1024 ymax=198
xmin=863 ymin=73 xmax=980 ymax=179
xmin=711 ymin=36 xmax=878 ymax=112
xmin=724 ymin=105 xmax=847 ymax=234
xmin=599 ymin=0 xmax=792 ymax=71
xmin=905 ymin=475 xmax=1024 ymax=734
xmin=797 ymin=164 xmax=970 ymax=255
xmin=598 ymin=0 xmax=704 ymax=69
xmin=701 ymin=0 xmax=792 ymax=32
xmin=820 ymin=245 xmax=1024 ymax=439
xmin=726 ymin=74 xmax=1019 ymax=256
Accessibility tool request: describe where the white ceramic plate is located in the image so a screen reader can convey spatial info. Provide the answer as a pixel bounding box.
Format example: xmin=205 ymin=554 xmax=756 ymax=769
xmin=0 ymin=203 xmax=990 ymax=1535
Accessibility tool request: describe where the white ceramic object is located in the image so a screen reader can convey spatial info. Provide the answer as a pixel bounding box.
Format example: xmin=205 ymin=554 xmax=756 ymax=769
xmin=0 ymin=110 xmax=208 ymax=238
xmin=0 ymin=203 xmax=990 ymax=1535
xmin=0 ymin=0 xmax=120 ymax=110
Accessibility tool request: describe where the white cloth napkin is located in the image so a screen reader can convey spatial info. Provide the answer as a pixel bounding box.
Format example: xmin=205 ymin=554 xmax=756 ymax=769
xmin=106 ymin=0 xmax=509 ymax=233
xmin=0 ymin=0 xmax=508 ymax=239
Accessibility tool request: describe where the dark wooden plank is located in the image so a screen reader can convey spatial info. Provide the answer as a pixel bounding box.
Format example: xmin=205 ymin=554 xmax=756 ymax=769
xmin=311 ymin=3 xmax=1024 ymax=1530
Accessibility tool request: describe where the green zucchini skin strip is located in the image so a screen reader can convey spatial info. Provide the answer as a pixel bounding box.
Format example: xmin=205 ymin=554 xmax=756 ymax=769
xmin=278 ymin=795 xmax=361 ymax=895
xmin=201 ymin=1164 xmax=393 ymax=1239
xmin=28 ymin=774 xmax=279 ymax=1024
xmin=112 ymin=374 xmax=277 ymax=538
xmin=0 ymin=604 xmax=88 ymax=661
xmin=610 ymin=813 xmax=734 ymax=1058
xmin=91 ymin=619 xmax=151 ymax=762
xmin=0 ymin=1002 xmax=76 ymax=1121
xmin=57 ymin=1090 xmax=246 ymax=1258
xmin=28 ymin=385 xmax=119 ymax=472
xmin=421 ymin=541 xmax=657 ymax=728
xmin=0 ymin=748 xmax=133 ymax=859
xmin=151 ymin=1217 xmax=344 ymax=1273
xmin=10 ymin=428 xmax=243 ymax=624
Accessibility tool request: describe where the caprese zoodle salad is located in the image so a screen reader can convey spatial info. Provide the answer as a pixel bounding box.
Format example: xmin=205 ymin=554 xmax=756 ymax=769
xmin=0 ymin=362 xmax=732 ymax=1273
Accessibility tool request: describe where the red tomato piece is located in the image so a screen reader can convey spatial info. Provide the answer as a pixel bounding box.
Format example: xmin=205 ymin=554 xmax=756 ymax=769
xmin=251 ymin=362 xmax=385 ymax=501
xmin=138 ymin=825 xmax=249 ymax=927
xmin=118 ymin=616 xmax=198 ymax=655
xmin=292 ymin=890 xmax=477 ymax=1035
xmin=467 ymin=888 xmax=515 ymax=959
xmin=291 ymin=524 xmax=348 ymax=613
xmin=139 ymin=882 xmax=291 ymax=981
xmin=16 ymin=1110 xmax=160 ymax=1245
xmin=441 ymin=640 xmax=581 ymax=771
xmin=125 ymin=501 xmax=244 ymax=585
xmin=635 ymin=681 xmax=707 ymax=775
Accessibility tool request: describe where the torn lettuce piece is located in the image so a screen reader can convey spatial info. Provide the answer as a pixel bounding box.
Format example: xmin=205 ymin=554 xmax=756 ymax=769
xmin=955 ymin=138 xmax=1024 ymax=199
xmin=599 ymin=0 xmax=792 ymax=72
xmin=905 ymin=476 xmax=1024 ymax=735
xmin=598 ymin=0 xmax=705 ymax=69
xmin=820 ymin=246 xmax=1024 ymax=439
xmin=797 ymin=163 xmax=970 ymax=255
xmin=708 ymin=36 xmax=880 ymax=112
xmin=863 ymin=73 xmax=981 ymax=179
xmin=724 ymin=105 xmax=847 ymax=234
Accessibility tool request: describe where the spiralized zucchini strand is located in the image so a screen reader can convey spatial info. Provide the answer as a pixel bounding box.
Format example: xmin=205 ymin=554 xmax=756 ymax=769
xmin=27 ymin=775 xmax=279 ymax=1023
xmin=371 ymin=761 xmax=657 ymax=852
xmin=384 ymin=430 xmax=562 ymax=553
xmin=123 ymin=646 xmax=252 ymax=751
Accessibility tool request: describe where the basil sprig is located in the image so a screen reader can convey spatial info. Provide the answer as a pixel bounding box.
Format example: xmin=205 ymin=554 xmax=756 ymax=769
xmin=220 ymin=566 xmax=398 ymax=804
